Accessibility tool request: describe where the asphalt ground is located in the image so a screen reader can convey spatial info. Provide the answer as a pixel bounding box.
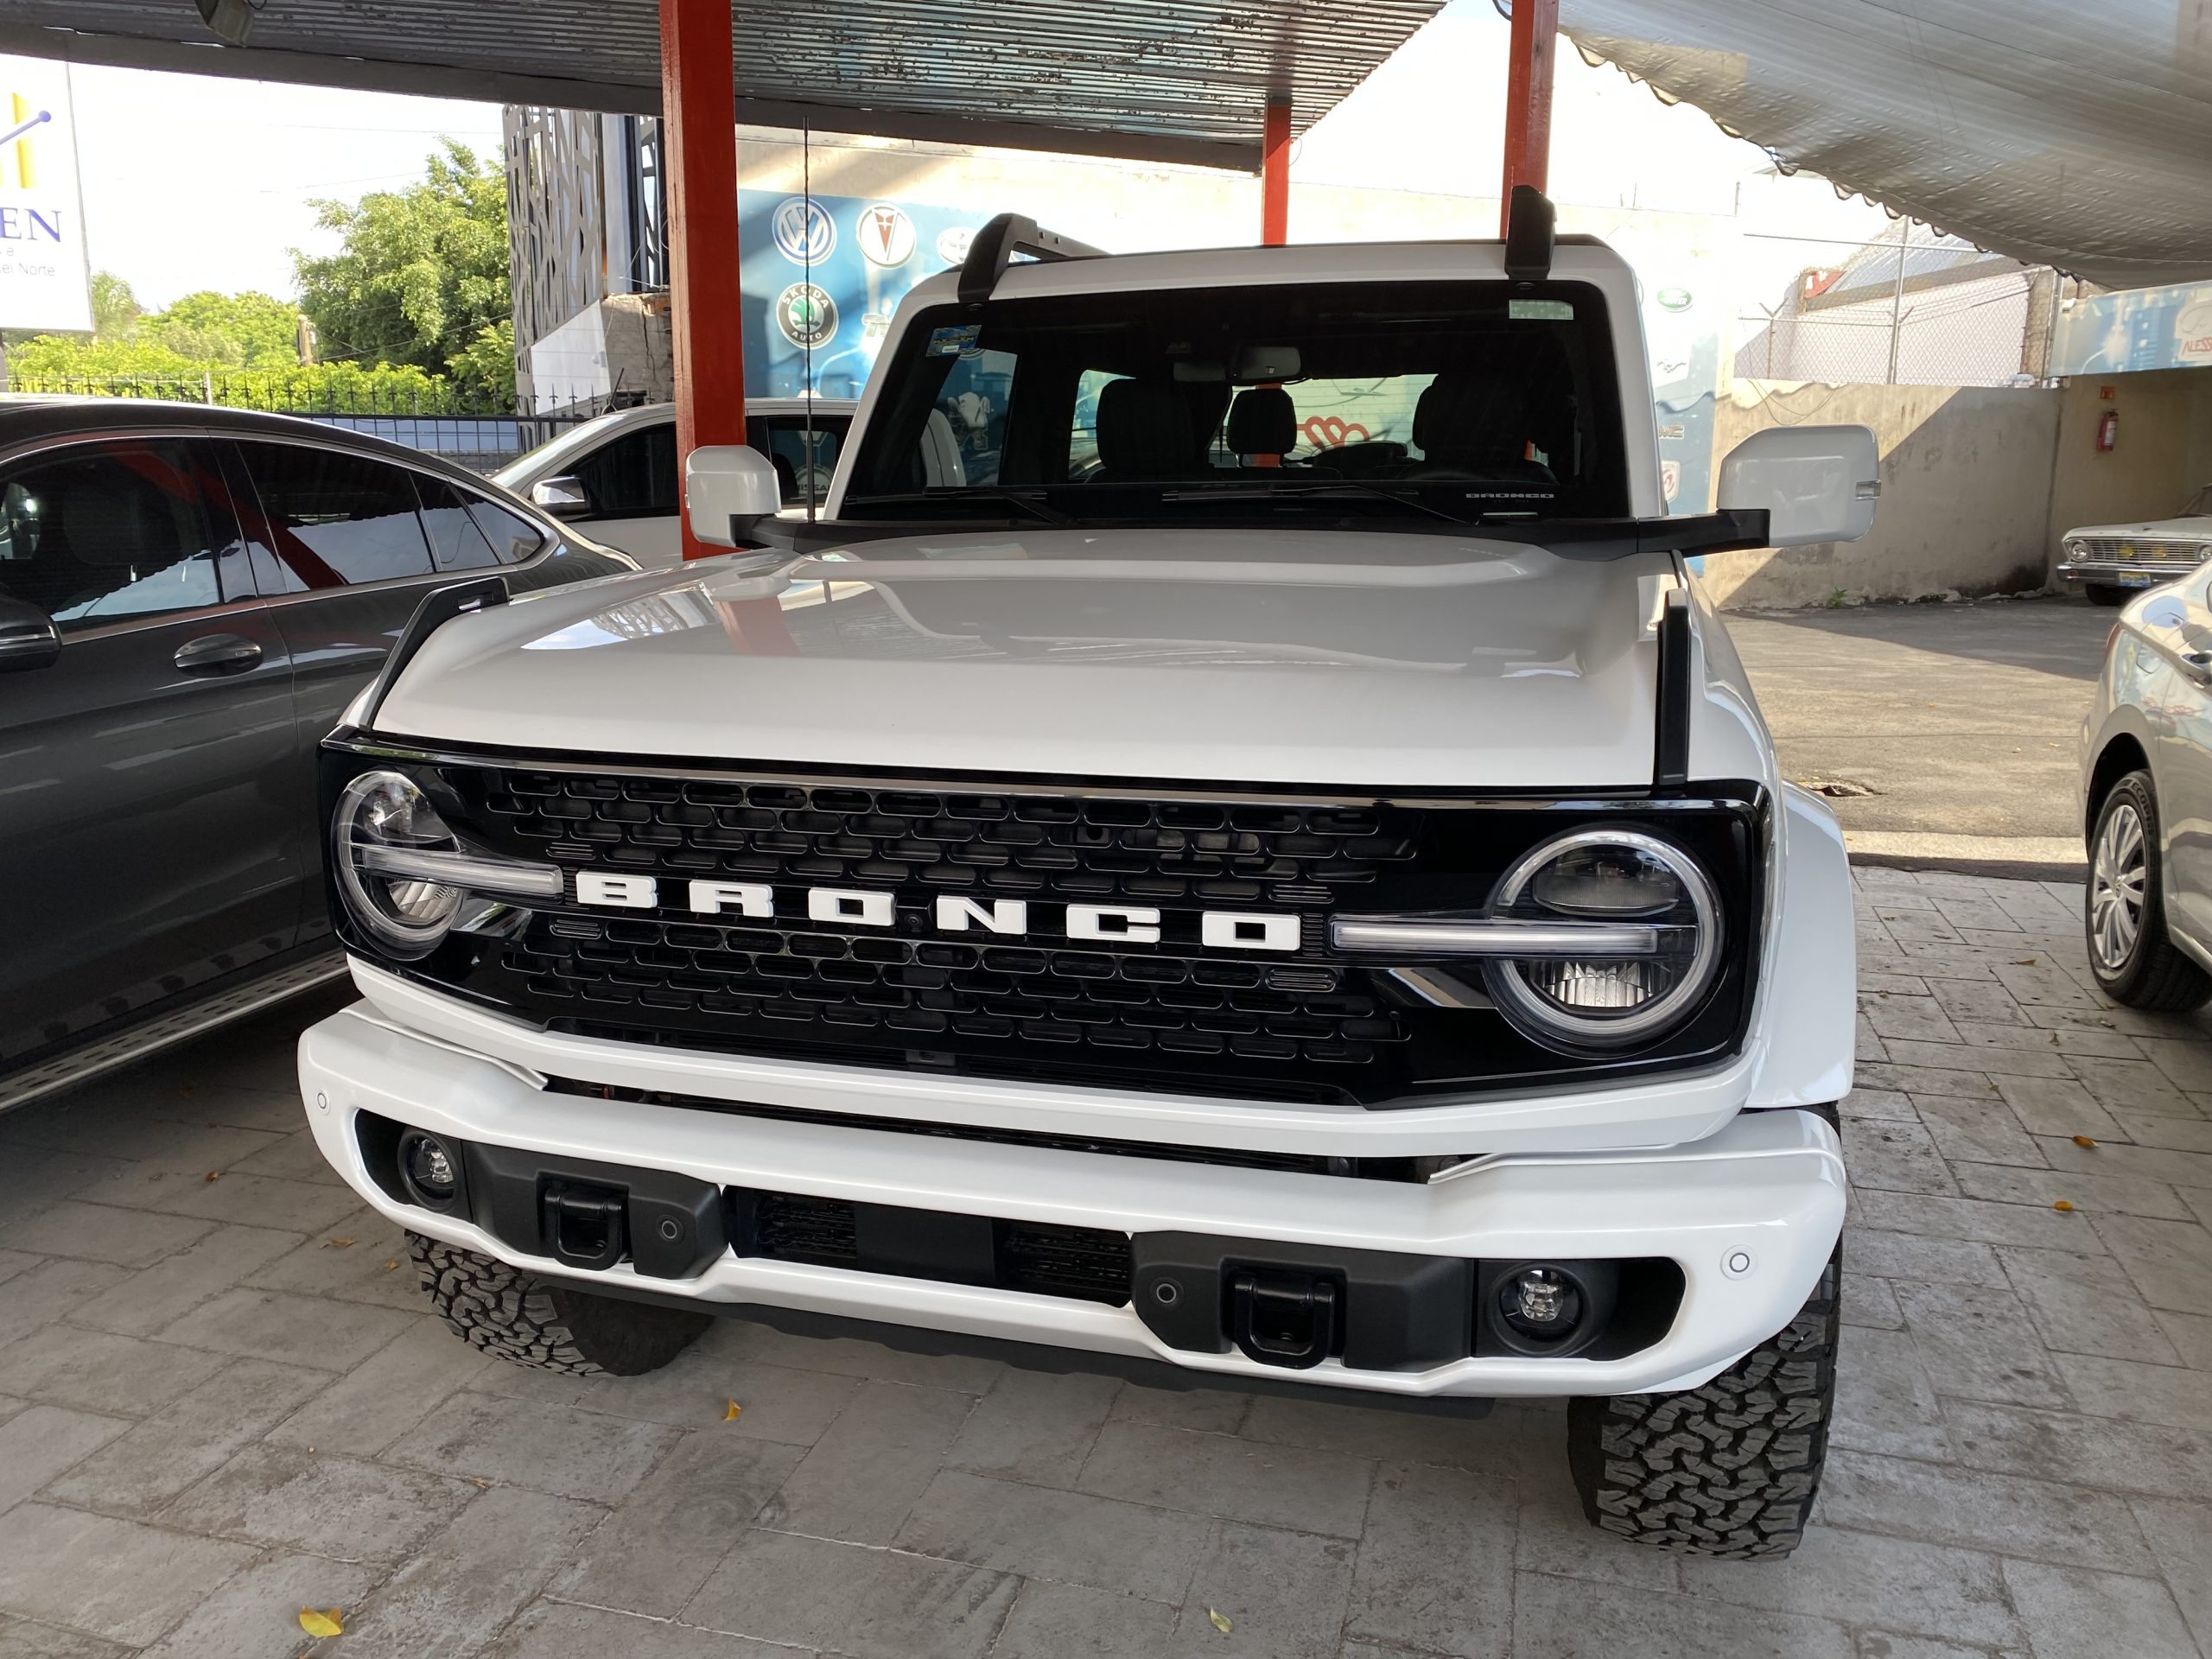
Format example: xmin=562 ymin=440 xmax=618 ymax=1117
xmin=1728 ymin=594 xmax=2109 ymax=871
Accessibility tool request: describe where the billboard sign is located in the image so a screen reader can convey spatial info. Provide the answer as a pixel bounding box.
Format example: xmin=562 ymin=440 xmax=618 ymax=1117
xmin=0 ymin=56 xmax=91 ymax=333
xmin=739 ymin=189 xmax=987 ymax=399
xmin=2051 ymin=281 xmax=2212 ymax=377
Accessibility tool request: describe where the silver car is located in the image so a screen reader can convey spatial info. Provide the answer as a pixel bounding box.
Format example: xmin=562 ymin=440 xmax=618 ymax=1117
xmin=2080 ymin=579 xmax=2212 ymax=1008
xmin=493 ymin=398 xmax=855 ymax=567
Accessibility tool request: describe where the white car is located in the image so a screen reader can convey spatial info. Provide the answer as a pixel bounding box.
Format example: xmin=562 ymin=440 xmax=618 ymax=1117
xmin=493 ymin=397 xmax=855 ymax=566
xmin=2056 ymin=484 xmax=2212 ymax=606
xmin=300 ymin=204 xmax=1877 ymax=1557
xmin=2078 ymin=581 xmax=2212 ymax=1010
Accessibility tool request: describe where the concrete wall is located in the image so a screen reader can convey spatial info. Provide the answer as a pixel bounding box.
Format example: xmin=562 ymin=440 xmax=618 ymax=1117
xmin=1694 ymin=381 xmax=2063 ymax=610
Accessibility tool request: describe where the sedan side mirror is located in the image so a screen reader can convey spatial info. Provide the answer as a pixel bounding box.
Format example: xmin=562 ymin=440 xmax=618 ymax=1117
xmin=0 ymin=599 xmax=60 ymax=673
xmin=1717 ymin=424 xmax=1880 ymax=547
xmin=529 ymin=475 xmax=591 ymax=518
xmin=684 ymin=444 xmax=785 ymax=548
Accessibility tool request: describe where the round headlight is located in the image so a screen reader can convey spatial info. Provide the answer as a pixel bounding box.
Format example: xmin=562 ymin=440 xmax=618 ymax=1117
xmin=334 ymin=770 xmax=466 ymax=957
xmin=1481 ymin=829 xmax=1721 ymax=1051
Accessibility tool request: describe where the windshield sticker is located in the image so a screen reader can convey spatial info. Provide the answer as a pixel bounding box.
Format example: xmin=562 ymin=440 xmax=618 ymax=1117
xmin=1510 ymin=299 xmax=1574 ymax=321
xmin=926 ymin=323 xmax=982 ymax=357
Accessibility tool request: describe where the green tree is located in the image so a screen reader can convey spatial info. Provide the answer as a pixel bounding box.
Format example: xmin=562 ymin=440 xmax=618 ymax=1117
xmin=292 ymin=138 xmax=512 ymax=403
xmin=90 ymin=270 xmax=142 ymax=339
xmin=144 ymin=289 xmax=301 ymax=367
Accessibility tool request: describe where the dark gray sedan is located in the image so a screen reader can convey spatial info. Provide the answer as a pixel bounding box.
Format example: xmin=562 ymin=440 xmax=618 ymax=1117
xmin=0 ymin=400 xmax=635 ymax=1099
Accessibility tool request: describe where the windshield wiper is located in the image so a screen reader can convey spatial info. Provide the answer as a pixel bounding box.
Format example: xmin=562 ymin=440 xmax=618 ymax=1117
xmin=1159 ymin=479 xmax=1496 ymax=527
xmin=842 ymin=488 xmax=1071 ymax=527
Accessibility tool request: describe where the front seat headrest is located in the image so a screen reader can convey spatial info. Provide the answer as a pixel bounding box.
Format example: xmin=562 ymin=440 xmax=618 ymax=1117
xmin=1095 ymin=378 xmax=1196 ymax=480
xmin=1413 ymin=373 xmax=1530 ymax=467
xmin=1226 ymin=386 xmax=1298 ymax=457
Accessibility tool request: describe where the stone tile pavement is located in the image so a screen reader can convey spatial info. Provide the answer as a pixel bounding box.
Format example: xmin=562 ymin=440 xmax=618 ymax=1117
xmin=0 ymin=869 xmax=2208 ymax=1658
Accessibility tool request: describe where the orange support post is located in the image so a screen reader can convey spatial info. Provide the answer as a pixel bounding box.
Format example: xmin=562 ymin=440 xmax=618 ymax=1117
xmin=660 ymin=0 xmax=747 ymax=561
xmin=1261 ymin=97 xmax=1291 ymax=246
xmin=1499 ymin=0 xmax=1558 ymax=235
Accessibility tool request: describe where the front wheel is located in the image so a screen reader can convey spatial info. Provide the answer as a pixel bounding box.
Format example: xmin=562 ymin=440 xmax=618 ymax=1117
xmin=2086 ymin=771 xmax=2212 ymax=1010
xmin=1567 ymin=1250 xmax=1839 ymax=1559
xmin=2084 ymin=583 xmax=2132 ymax=607
xmin=410 ymin=1233 xmax=710 ymax=1376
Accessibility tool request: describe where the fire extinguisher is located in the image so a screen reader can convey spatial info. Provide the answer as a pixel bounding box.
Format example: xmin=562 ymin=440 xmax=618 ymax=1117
xmin=2097 ymin=410 xmax=2120 ymax=453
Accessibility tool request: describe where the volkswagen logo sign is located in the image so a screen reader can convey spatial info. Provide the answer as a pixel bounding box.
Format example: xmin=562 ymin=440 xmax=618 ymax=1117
xmin=776 ymin=283 xmax=839 ymax=348
xmin=772 ymin=196 xmax=835 ymax=265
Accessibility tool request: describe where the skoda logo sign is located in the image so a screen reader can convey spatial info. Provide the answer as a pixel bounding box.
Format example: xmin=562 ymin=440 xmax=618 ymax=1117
xmin=771 ymin=196 xmax=835 ymax=265
xmin=776 ymin=283 xmax=839 ymax=348
xmin=859 ymin=202 xmax=917 ymax=267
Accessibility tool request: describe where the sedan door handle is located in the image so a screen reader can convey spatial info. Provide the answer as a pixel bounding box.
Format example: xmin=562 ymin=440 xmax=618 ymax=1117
xmin=2180 ymin=650 xmax=2212 ymax=683
xmin=172 ymin=632 xmax=263 ymax=674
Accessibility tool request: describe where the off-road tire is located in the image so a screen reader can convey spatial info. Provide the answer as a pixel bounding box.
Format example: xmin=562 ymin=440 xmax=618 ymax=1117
xmin=409 ymin=1233 xmax=709 ymax=1376
xmin=2086 ymin=772 xmax=2212 ymax=1011
xmin=1567 ymin=1249 xmax=1840 ymax=1559
xmin=2084 ymin=583 xmax=2132 ymax=607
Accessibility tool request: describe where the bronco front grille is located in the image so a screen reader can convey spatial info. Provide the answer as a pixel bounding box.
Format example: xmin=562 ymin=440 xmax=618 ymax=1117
xmin=344 ymin=751 xmax=1765 ymax=1106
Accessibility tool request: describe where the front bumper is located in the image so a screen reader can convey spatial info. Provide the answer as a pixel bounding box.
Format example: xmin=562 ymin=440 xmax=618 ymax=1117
xmin=300 ymin=995 xmax=1846 ymax=1400
xmin=2056 ymin=558 xmax=2200 ymax=588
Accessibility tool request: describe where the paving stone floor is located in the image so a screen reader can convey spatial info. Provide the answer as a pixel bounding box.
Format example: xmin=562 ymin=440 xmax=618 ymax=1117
xmin=0 ymin=869 xmax=2209 ymax=1658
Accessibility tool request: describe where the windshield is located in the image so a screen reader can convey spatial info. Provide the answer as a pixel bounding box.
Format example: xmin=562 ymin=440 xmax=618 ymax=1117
xmin=2186 ymin=484 xmax=2212 ymax=518
xmin=843 ymin=280 xmax=1627 ymax=524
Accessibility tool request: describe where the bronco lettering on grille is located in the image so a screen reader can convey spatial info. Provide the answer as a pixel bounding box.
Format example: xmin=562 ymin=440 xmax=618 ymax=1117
xmin=572 ymin=872 xmax=1301 ymax=952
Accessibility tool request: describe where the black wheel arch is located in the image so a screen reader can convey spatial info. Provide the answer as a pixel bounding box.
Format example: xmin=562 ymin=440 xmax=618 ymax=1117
xmin=2086 ymin=732 xmax=2152 ymax=842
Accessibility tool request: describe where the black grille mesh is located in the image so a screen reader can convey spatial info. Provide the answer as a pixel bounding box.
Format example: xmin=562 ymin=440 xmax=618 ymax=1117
xmin=480 ymin=772 xmax=1415 ymax=1079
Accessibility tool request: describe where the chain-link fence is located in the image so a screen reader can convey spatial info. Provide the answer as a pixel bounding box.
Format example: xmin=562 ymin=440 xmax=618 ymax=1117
xmin=1730 ymin=226 xmax=2063 ymax=388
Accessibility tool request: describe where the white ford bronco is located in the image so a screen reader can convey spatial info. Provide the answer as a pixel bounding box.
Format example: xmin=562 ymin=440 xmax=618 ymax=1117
xmin=302 ymin=194 xmax=1878 ymax=1558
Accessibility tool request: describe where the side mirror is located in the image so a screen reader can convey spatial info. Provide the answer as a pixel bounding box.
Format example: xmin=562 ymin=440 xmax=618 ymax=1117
xmin=1716 ymin=424 xmax=1880 ymax=547
xmin=684 ymin=445 xmax=785 ymax=548
xmin=0 ymin=598 xmax=60 ymax=673
xmin=529 ymin=475 xmax=591 ymax=518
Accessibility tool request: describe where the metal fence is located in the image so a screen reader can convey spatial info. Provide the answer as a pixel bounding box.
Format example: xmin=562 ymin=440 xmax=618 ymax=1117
xmin=0 ymin=374 xmax=645 ymax=472
xmin=1730 ymin=228 xmax=2059 ymax=389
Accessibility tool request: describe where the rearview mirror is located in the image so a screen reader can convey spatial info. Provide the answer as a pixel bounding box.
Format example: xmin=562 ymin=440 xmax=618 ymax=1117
xmin=0 ymin=596 xmax=60 ymax=673
xmin=684 ymin=445 xmax=785 ymax=548
xmin=529 ymin=475 xmax=591 ymax=518
xmin=1716 ymin=424 xmax=1879 ymax=547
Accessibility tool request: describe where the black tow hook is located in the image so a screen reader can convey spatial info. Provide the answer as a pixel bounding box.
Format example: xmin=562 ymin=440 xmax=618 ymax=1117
xmin=541 ymin=1179 xmax=628 ymax=1269
xmin=1228 ymin=1268 xmax=1339 ymax=1370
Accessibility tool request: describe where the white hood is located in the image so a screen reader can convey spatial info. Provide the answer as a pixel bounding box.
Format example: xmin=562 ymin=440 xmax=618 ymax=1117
xmin=373 ymin=529 xmax=1690 ymax=791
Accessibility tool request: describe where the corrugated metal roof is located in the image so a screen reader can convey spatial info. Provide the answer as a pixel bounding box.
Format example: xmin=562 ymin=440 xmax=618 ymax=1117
xmin=0 ymin=1 xmax=1445 ymax=169
xmin=1559 ymin=0 xmax=2212 ymax=289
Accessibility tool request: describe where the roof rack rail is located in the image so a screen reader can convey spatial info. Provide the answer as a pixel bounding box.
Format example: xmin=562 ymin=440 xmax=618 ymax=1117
xmin=959 ymin=213 xmax=1107 ymax=309
xmin=1503 ymin=184 xmax=1555 ymax=282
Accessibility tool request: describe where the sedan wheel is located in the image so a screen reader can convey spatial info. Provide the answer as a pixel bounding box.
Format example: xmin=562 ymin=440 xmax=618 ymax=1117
xmin=2083 ymin=770 xmax=2212 ymax=1010
xmin=2089 ymin=800 xmax=2146 ymax=971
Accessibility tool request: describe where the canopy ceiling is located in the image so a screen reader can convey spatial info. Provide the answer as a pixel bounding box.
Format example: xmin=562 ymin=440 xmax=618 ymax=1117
xmin=0 ymin=1 xmax=1444 ymax=171
xmin=1560 ymin=0 xmax=2212 ymax=289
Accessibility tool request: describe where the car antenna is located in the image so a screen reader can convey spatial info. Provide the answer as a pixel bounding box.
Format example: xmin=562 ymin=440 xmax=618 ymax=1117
xmin=802 ymin=119 xmax=817 ymax=522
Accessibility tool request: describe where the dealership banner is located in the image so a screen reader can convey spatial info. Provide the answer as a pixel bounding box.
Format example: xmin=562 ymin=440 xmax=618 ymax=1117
xmin=738 ymin=191 xmax=985 ymax=400
xmin=0 ymin=55 xmax=91 ymax=333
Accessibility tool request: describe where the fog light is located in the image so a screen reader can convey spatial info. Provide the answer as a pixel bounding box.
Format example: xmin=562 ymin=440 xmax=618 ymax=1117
xmin=398 ymin=1130 xmax=461 ymax=1211
xmin=1502 ymin=1266 xmax=1581 ymax=1336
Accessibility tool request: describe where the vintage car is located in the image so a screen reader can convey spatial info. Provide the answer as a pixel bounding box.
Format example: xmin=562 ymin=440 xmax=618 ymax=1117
xmin=296 ymin=197 xmax=1878 ymax=1558
xmin=2057 ymin=484 xmax=2212 ymax=605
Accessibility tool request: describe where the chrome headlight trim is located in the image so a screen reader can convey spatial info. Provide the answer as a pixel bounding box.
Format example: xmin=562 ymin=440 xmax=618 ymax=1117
xmin=1480 ymin=828 xmax=1723 ymax=1051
